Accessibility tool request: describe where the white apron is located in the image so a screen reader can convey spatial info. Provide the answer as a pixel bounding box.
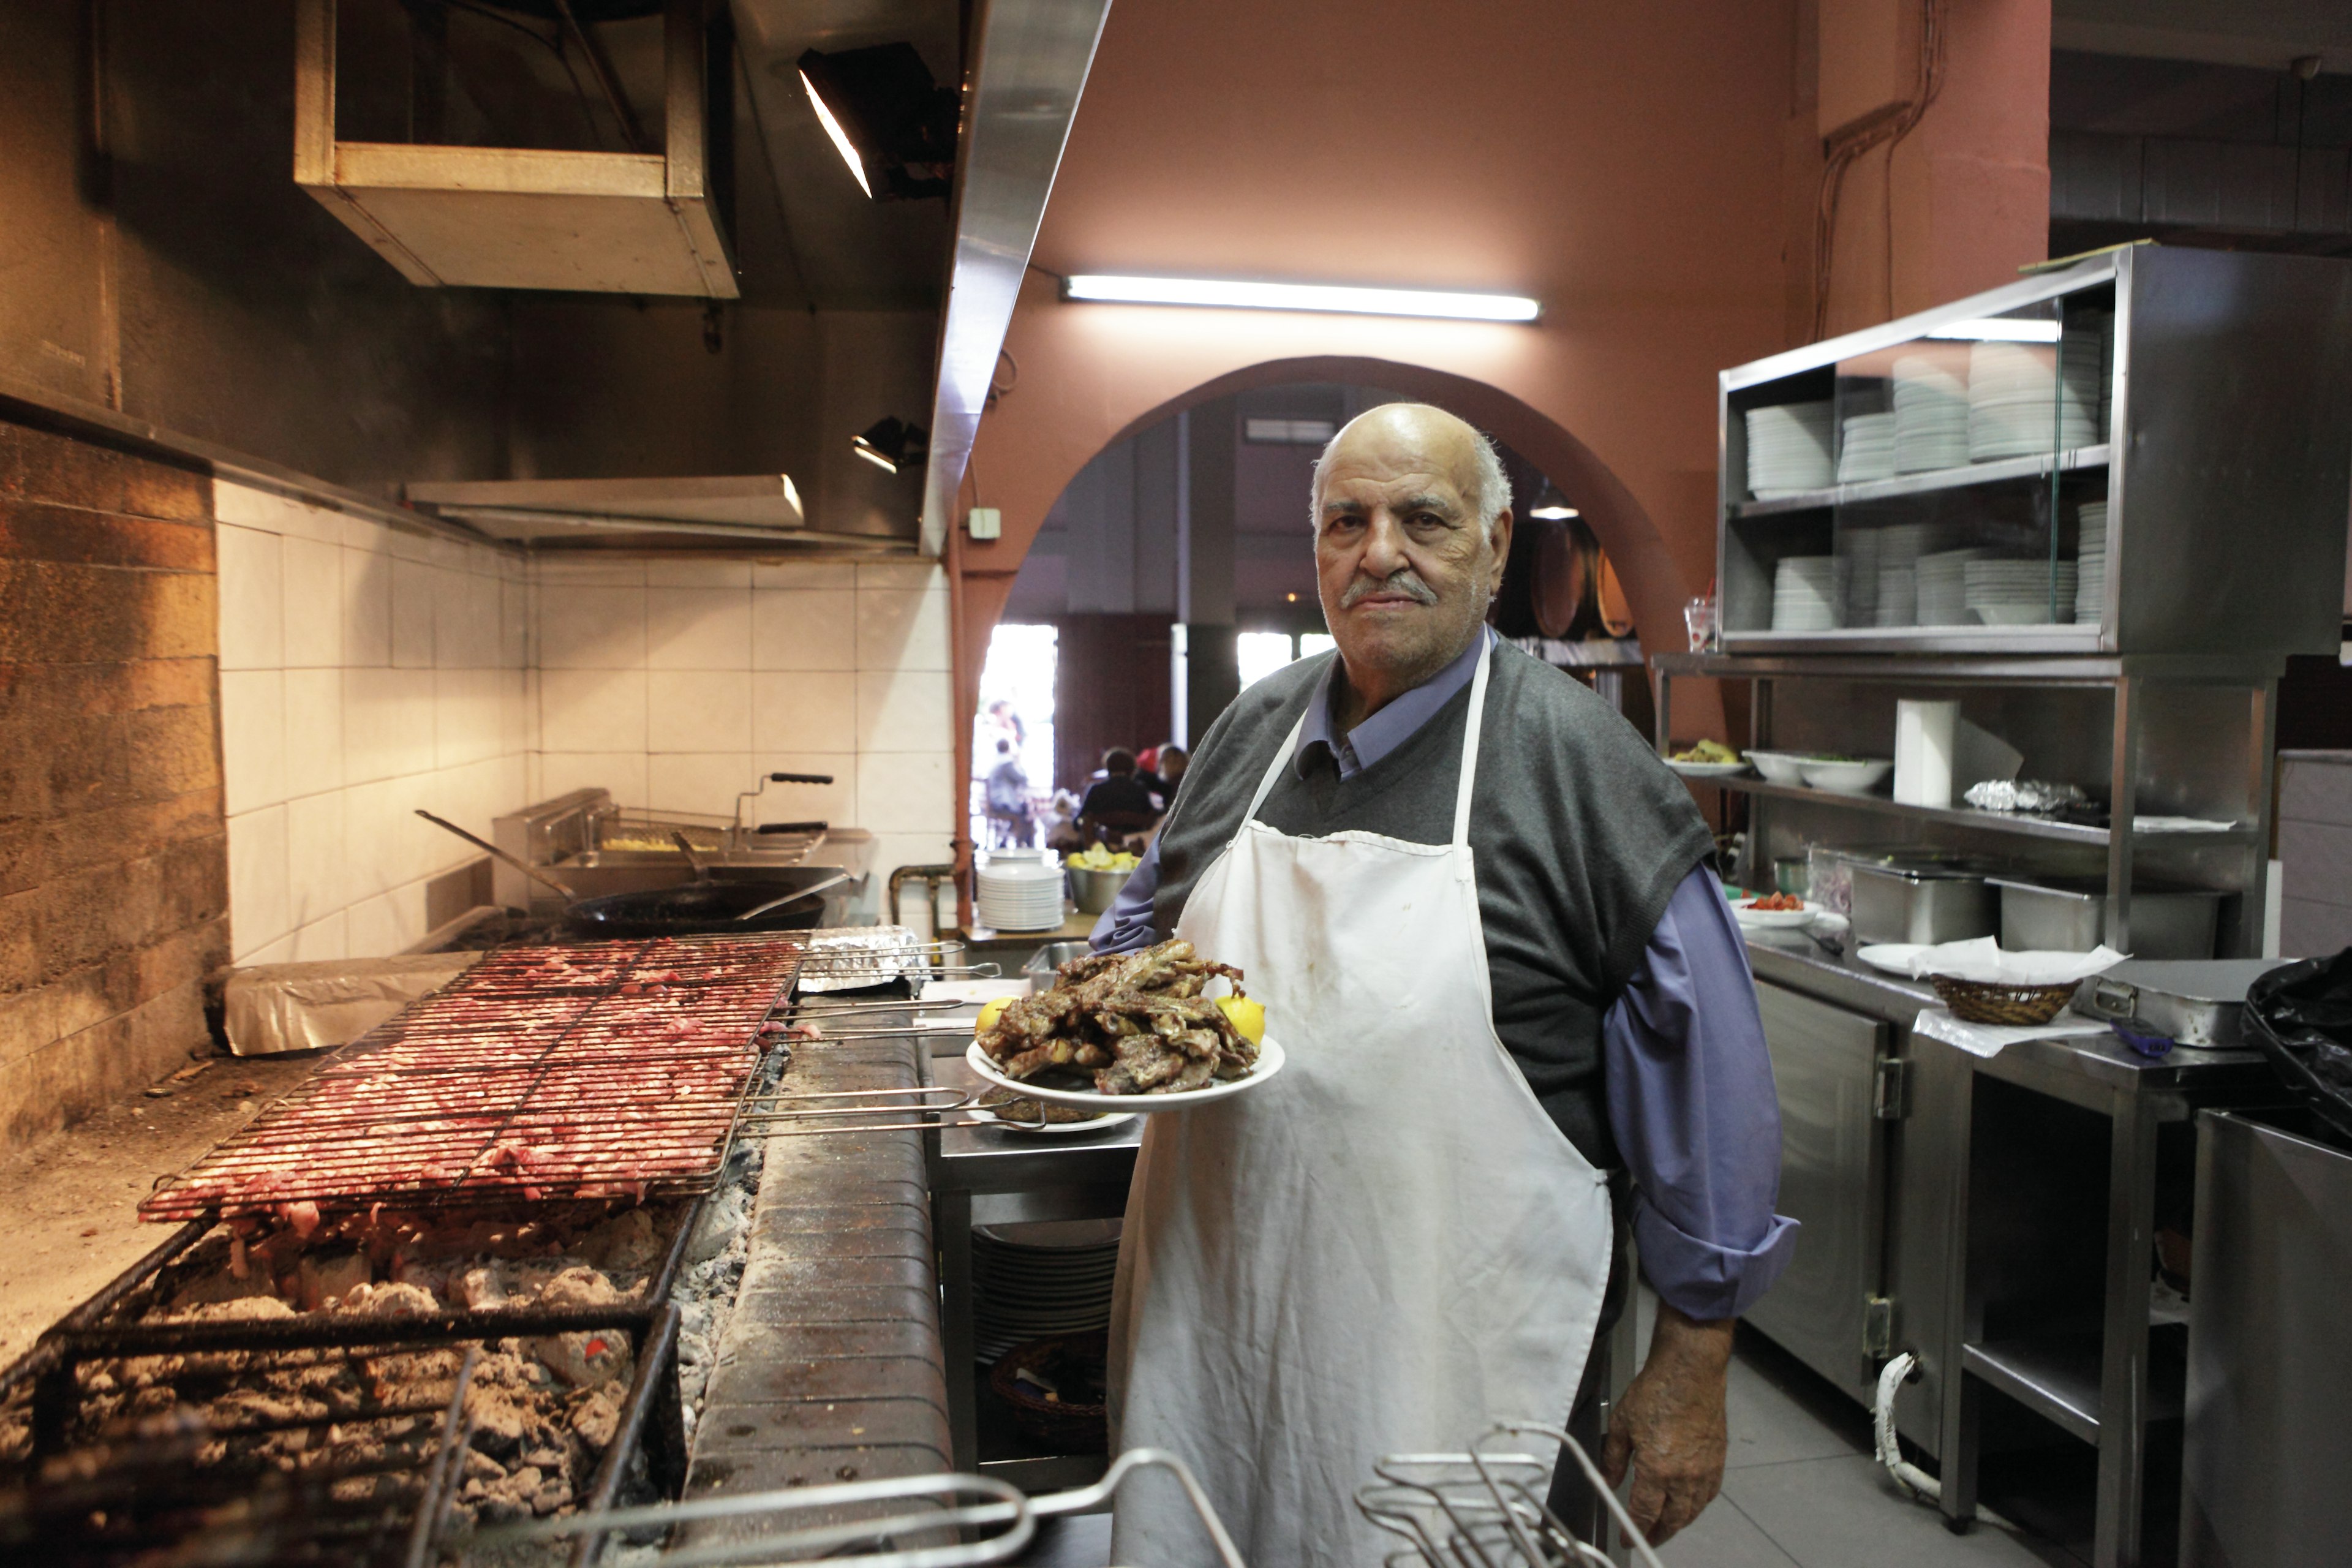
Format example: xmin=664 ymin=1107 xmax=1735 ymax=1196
xmin=1107 ymin=641 xmax=1615 ymax=1567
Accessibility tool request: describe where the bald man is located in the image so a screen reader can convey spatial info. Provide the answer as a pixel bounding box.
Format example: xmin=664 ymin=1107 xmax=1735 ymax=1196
xmin=1096 ymin=404 xmax=1794 ymax=1564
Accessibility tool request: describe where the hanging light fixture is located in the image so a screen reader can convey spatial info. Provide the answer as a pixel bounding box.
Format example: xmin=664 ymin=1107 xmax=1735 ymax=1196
xmin=1061 ymin=274 xmax=1539 ymax=322
xmin=852 ymin=417 xmax=929 ymax=474
xmin=796 ymin=44 xmax=959 ymax=200
xmin=1528 ymin=482 xmax=1579 ymax=521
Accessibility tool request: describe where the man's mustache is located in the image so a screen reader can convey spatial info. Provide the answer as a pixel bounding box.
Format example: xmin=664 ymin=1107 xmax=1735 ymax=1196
xmin=1340 ymin=569 xmax=1439 ymax=608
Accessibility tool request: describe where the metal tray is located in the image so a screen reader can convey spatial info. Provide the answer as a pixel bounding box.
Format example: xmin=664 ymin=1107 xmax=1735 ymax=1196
xmin=2071 ymin=959 xmax=2293 ymax=1048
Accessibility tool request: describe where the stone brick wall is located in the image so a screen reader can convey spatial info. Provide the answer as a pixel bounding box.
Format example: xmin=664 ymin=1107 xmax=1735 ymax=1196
xmin=0 ymin=418 xmax=227 ymax=1155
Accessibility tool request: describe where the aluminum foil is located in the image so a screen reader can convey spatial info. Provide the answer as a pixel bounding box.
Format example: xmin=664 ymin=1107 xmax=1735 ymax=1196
xmin=797 ymin=924 xmax=938 ymax=993
xmin=1963 ymin=778 xmax=2089 ymax=814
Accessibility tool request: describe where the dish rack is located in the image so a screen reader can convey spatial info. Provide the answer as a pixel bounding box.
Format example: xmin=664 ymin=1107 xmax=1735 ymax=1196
xmin=437 ymin=1424 xmax=1662 ymax=1566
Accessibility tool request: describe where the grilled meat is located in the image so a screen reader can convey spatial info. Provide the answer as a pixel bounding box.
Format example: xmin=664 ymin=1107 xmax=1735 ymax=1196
xmin=979 ymin=940 xmax=1257 ymax=1095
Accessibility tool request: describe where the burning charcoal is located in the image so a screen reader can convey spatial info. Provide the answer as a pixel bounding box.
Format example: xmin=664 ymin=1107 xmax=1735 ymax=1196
xmin=533 ymin=1330 xmax=632 ymax=1389
xmin=335 ymin=1281 xmax=436 ymax=1315
xmin=456 ymin=1262 xmax=510 ymax=1310
xmin=468 ymin=1390 xmax=529 ymax=1458
xmin=297 ymin=1250 xmax=371 ymax=1311
xmin=581 ymin=1208 xmax=661 ymax=1274
xmin=568 ymin=1387 xmax=622 ymax=1451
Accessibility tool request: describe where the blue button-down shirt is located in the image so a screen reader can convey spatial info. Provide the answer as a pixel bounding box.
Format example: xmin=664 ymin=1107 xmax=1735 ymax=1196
xmin=1091 ymin=630 xmax=1796 ymax=1320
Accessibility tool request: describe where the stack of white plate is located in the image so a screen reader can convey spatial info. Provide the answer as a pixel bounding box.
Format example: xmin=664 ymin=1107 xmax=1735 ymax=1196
xmin=1869 ymin=522 xmax=1942 ymax=628
xmin=1771 ymin=556 xmax=1846 ymax=631
xmin=1744 ymin=402 xmax=1835 ymax=497
xmin=1892 ymin=355 xmax=1971 ymax=473
xmin=1836 ymin=412 xmax=1898 ymax=483
xmin=1963 ymin=559 xmax=2079 ymax=625
xmin=1838 ymin=528 xmax=1882 ymax=626
xmin=975 ymin=851 xmax=1066 ymax=932
xmin=1916 ymin=547 xmax=1992 ymax=625
xmin=971 ymin=1218 xmax=1121 ymax=1363
xmin=1966 ymin=330 xmax=2103 ymax=462
xmin=2075 ymin=500 xmax=2108 ymax=624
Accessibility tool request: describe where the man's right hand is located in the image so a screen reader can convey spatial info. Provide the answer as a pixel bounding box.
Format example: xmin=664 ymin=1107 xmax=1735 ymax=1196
xmin=1601 ymin=1302 xmax=1733 ymax=1545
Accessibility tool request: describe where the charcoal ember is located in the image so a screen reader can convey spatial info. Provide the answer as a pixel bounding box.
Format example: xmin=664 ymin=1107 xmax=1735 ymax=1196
xmin=456 ymin=1261 xmax=510 ymax=1310
xmin=568 ymin=1386 xmax=622 ymax=1450
xmin=534 ymin=1330 xmax=632 ymax=1390
xmin=582 ymin=1207 xmax=662 ymax=1274
xmin=472 ymin=1463 xmax=543 ymax=1523
xmin=468 ymin=1388 xmax=531 ymax=1457
xmin=334 ymin=1281 xmax=436 ymax=1315
xmin=298 ymin=1250 xmax=372 ymax=1310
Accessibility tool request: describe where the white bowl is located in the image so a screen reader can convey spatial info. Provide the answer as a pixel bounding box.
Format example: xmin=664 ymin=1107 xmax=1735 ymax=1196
xmin=1800 ymin=757 xmax=1894 ymax=794
xmin=1747 ymin=750 xmax=1811 ymax=785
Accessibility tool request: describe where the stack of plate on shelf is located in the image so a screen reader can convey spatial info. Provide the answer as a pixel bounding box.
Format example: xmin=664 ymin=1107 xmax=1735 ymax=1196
xmin=1771 ymin=556 xmax=1847 ymax=631
xmin=2075 ymin=500 xmax=2108 ymax=624
xmin=1838 ymin=529 xmax=1882 ymax=626
xmin=1965 ymin=328 xmax=2103 ymax=462
xmin=1891 ymin=355 xmax=1972 ymax=472
xmin=1836 ymin=412 xmax=1898 ymax=483
xmin=1869 ymin=522 xmax=1942 ymax=628
xmin=1963 ymin=558 xmax=2079 ymax=625
xmin=971 ymin=1218 xmax=1122 ymax=1364
xmin=975 ymin=850 xmax=1066 ymax=932
xmin=1744 ymin=402 xmax=1835 ymax=497
xmin=1916 ymin=546 xmax=1992 ymax=625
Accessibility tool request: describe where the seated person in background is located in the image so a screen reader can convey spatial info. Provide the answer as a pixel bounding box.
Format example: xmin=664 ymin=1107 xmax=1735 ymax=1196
xmin=1137 ymin=744 xmax=1190 ymax=810
xmin=1079 ymin=748 xmax=1159 ymax=824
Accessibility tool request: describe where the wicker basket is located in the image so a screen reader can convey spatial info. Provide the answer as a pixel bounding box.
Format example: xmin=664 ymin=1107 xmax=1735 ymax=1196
xmin=987 ymin=1330 xmax=1109 ymax=1450
xmin=1931 ymin=973 xmax=2078 ymax=1026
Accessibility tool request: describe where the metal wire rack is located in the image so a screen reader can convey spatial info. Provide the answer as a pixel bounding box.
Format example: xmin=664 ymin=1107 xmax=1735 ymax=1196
xmin=1356 ymin=1421 xmax=1665 ymax=1568
xmin=141 ymin=936 xmax=805 ymax=1219
xmin=448 ymin=1446 xmax=1245 ymax=1567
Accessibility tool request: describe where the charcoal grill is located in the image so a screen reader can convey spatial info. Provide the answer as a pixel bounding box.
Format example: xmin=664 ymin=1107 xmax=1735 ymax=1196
xmin=142 ymin=936 xmax=808 ymax=1220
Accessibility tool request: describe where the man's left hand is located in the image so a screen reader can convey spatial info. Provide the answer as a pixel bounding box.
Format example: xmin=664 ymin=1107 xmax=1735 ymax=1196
xmin=1600 ymin=1302 xmax=1733 ymax=1545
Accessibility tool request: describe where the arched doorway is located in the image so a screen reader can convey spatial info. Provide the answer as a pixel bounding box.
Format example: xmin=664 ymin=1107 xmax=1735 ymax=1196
xmin=961 ymin=361 xmax=1735 ymax=851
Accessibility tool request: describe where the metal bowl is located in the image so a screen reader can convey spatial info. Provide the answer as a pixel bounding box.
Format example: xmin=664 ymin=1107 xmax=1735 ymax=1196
xmin=1068 ymin=865 xmax=1130 ymax=914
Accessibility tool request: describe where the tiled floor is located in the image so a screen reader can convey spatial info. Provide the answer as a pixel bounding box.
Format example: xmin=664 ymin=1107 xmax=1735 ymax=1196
xmin=1013 ymin=1290 xmax=2087 ymax=1566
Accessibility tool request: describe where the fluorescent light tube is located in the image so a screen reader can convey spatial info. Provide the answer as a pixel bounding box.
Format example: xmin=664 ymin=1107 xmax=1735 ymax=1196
xmin=801 ymin=69 xmax=873 ymax=198
xmin=1529 ymin=504 xmax=1580 ymax=520
xmin=1062 ymin=275 xmax=1539 ymax=322
xmin=1923 ymin=317 xmax=2063 ymax=342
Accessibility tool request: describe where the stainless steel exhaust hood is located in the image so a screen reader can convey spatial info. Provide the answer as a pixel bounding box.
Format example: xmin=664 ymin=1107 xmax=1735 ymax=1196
xmin=403 ymin=473 xmax=907 ymax=549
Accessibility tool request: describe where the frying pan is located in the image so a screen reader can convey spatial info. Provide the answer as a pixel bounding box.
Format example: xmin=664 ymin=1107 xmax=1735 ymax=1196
xmin=415 ymin=812 xmax=853 ymax=937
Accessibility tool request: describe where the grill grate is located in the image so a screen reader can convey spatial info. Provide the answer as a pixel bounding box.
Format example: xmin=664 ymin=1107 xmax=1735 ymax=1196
xmin=141 ymin=937 xmax=802 ymax=1220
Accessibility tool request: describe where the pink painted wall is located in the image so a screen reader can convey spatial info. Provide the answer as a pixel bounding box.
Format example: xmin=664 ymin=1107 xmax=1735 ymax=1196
xmin=951 ymin=0 xmax=2051 ymax=741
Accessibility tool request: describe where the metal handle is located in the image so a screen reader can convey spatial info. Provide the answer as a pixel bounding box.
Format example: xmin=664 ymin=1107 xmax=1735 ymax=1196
xmin=669 ymin=830 xmax=710 ymax=883
xmin=415 ymin=810 xmax=576 ymax=900
xmin=2089 ymin=977 xmax=2139 ymax=1014
xmin=733 ymin=871 xmax=856 ymax=922
xmin=755 ymin=820 xmax=829 ymax=834
xmin=769 ymin=772 xmax=835 ymax=785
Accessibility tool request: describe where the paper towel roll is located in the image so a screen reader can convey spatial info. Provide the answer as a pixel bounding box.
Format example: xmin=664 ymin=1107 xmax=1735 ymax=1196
xmin=1896 ymin=699 xmax=1959 ymax=808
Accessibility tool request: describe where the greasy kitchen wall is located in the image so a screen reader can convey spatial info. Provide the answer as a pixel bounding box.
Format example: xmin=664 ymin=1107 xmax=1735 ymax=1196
xmin=0 ymin=0 xmax=510 ymax=492
xmin=212 ymin=483 xmax=530 ymax=965
xmin=0 ymin=420 xmax=225 ymax=1152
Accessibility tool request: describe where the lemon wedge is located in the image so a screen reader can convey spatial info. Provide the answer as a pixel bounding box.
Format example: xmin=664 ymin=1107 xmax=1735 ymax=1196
xmin=1215 ymin=995 xmax=1265 ymax=1046
xmin=975 ymin=997 xmax=1012 ymax=1035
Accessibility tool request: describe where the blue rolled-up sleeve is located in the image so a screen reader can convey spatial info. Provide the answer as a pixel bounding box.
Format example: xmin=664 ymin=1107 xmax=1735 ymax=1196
xmin=1603 ymin=867 xmax=1798 ymax=1321
xmin=1088 ymin=838 xmax=1165 ymax=954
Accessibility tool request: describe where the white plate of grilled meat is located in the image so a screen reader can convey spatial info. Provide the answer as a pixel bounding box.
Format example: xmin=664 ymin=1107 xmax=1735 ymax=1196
xmin=967 ymin=938 xmax=1284 ymax=1111
xmin=967 ymin=1037 xmax=1285 ymax=1113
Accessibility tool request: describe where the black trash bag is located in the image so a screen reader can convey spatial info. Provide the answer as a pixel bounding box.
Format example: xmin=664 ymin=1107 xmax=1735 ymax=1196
xmin=2245 ymin=949 xmax=2352 ymax=1146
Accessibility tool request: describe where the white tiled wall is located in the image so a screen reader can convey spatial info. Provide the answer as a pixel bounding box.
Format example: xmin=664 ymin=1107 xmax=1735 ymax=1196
xmin=531 ymin=557 xmax=959 ymax=921
xmin=214 ymin=483 xmax=530 ymax=963
xmin=214 ymin=491 xmax=958 ymax=961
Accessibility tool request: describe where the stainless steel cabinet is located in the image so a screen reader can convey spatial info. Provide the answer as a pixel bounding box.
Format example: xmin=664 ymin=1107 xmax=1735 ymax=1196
xmin=1745 ymin=980 xmax=1891 ymax=1404
xmin=2182 ymin=1109 xmax=2352 ymax=1567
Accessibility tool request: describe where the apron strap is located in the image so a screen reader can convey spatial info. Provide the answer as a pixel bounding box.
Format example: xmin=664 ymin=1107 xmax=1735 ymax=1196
xmin=1452 ymin=633 xmax=1493 ymax=855
xmin=1242 ymin=704 xmax=1313 ymax=824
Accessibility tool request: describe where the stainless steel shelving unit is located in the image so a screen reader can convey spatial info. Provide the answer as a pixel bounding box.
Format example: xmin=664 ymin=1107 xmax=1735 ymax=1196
xmin=1668 ymin=247 xmax=2351 ymax=1568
